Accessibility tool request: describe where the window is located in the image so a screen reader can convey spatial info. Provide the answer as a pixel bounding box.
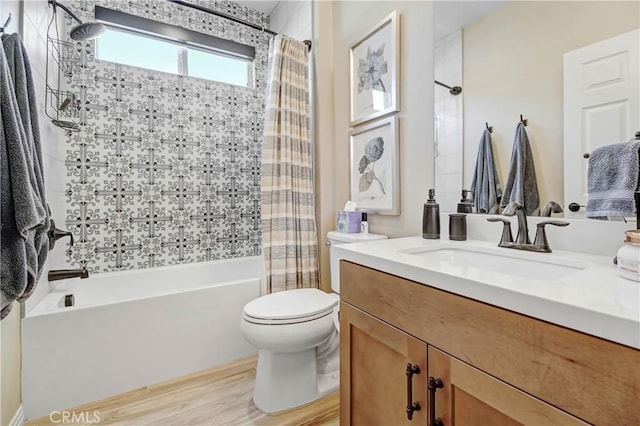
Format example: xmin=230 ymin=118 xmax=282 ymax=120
xmin=94 ymin=6 xmax=254 ymax=87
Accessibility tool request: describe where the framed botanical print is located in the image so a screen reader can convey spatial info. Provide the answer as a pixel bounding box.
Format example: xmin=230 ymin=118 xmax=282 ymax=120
xmin=349 ymin=116 xmax=399 ymax=215
xmin=349 ymin=11 xmax=400 ymax=126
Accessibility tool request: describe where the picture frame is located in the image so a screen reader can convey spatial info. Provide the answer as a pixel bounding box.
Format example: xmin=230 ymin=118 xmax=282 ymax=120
xmin=349 ymin=116 xmax=400 ymax=215
xmin=349 ymin=11 xmax=400 ymax=126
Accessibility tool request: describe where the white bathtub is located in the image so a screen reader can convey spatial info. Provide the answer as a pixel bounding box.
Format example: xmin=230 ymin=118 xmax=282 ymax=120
xmin=22 ymin=256 xmax=264 ymax=420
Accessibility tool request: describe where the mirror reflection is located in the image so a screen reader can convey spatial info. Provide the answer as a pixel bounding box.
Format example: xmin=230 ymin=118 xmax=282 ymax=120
xmin=433 ymin=1 xmax=640 ymax=219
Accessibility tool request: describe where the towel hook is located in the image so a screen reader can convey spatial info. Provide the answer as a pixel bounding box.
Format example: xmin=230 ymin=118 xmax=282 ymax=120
xmin=0 ymin=13 xmax=12 ymax=33
xmin=520 ymin=114 xmax=528 ymax=126
xmin=635 ymin=131 xmax=640 ymax=140
xmin=486 ymin=122 xmax=493 ymax=133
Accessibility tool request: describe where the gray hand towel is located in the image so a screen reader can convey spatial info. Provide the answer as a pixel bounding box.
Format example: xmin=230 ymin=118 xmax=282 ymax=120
xmin=585 ymin=140 xmax=640 ymax=219
xmin=1 ymin=45 xmax=46 ymax=319
xmin=2 ymin=33 xmax=50 ymax=308
xmin=470 ymin=128 xmax=502 ymax=213
xmin=500 ymin=123 xmax=540 ymax=215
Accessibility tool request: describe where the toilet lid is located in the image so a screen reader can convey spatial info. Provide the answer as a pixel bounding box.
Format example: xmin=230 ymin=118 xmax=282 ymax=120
xmin=243 ymin=289 xmax=339 ymax=321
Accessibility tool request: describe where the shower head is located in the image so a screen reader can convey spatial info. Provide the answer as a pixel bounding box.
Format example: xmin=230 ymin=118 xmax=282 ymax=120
xmin=434 ymin=80 xmax=463 ymax=96
xmin=70 ymin=22 xmax=105 ymax=41
xmin=449 ymin=85 xmax=462 ymax=96
xmin=48 ymin=0 xmax=105 ymax=41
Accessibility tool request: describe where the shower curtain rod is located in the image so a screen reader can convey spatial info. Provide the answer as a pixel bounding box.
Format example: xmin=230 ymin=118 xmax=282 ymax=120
xmin=166 ymin=0 xmax=312 ymax=50
xmin=435 ymin=79 xmax=462 ymax=95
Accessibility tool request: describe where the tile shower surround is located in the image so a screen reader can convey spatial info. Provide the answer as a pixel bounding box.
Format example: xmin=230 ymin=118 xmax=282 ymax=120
xmin=63 ymin=0 xmax=271 ymax=272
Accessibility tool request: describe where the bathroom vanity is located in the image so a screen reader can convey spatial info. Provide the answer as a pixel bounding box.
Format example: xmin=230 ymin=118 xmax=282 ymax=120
xmin=336 ymin=238 xmax=640 ymax=425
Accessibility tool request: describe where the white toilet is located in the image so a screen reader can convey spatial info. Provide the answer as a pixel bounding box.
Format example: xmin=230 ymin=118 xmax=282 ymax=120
xmin=241 ymin=231 xmax=387 ymax=413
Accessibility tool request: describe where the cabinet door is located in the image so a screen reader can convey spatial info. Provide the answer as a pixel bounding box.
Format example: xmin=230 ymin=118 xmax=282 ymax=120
xmin=428 ymin=347 xmax=588 ymax=426
xmin=340 ymin=302 xmax=427 ymax=426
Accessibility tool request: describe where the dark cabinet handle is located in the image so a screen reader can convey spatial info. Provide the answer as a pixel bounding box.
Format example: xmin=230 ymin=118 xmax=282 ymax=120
xmin=406 ymin=363 xmax=421 ymax=420
xmin=428 ymin=376 xmax=444 ymax=426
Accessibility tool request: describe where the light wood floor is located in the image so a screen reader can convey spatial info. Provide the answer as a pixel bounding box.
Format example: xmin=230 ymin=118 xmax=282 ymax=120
xmin=26 ymin=355 xmax=339 ymax=426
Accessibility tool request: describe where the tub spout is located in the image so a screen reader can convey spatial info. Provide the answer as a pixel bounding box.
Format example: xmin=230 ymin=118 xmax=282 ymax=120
xmin=48 ymin=268 xmax=89 ymax=281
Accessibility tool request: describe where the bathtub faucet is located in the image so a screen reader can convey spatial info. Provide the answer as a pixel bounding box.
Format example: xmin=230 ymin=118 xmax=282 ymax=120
xmin=48 ymin=268 xmax=89 ymax=281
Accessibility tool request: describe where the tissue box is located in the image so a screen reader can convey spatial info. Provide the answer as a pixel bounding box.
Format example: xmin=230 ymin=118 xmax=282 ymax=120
xmin=337 ymin=211 xmax=362 ymax=233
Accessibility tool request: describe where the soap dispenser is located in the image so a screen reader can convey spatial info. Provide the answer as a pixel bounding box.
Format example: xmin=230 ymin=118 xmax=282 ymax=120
xmin=422 ymin=189 xmax=440 ymax=239
xmin=457 ymin=190 xmax=474 ymax=213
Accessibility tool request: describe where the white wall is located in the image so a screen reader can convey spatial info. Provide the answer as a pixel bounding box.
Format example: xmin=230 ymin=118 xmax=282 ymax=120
xmin=434 ymin=30 xmax=463 ymax=213
xmin=269 ymin=0 xmax=312 ymax=41
xmin=329 ymin=1 xmax=434 ymax=239
xmin=22 ymin=0 xmax=69 ymax=313
xmin=312 ymin=0 xmax=335 ymax=291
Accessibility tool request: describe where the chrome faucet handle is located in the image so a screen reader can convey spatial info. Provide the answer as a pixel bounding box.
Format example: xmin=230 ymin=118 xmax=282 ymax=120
xmin=487 ymin=217 xmax=514 ymax=247
xmin=532 ymin=220 xmax=570 ymax=253
xmin=48 ymin=219 xmax=74 ymax=250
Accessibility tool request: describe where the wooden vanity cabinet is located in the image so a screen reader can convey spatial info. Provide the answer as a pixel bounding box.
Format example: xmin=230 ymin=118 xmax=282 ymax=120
xmin=339 ymin=261 xmax=640 ymax=426
xmin=340 ymin=303 xmax=427 ymax=425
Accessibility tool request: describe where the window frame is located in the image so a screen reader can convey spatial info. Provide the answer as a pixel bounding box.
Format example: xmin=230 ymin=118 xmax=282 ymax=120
xmin=94 ymin=5 xmax=255 ymax=87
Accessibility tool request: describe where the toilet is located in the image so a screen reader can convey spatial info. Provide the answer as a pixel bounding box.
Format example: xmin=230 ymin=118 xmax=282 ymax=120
xmin=241 ymin=230 xmax=387 ymax=413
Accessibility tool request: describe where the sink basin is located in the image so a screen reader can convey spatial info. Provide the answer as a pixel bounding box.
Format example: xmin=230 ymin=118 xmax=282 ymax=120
xmin=403 ymin=246 xmax=586 ymax=280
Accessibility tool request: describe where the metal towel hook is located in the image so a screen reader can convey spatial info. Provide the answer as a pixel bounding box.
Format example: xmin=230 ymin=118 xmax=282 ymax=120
xmin=520 ymin=114 xmax=528 ymax=126
xmin=0 ymin=13 xmax=12 ymax=33
xmin=486 ymin=122 xmax=493 ymax=133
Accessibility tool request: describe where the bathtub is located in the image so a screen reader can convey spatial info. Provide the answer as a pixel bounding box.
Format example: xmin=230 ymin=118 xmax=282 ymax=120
xmin=21 ymin=256 xmax=264 ymax=420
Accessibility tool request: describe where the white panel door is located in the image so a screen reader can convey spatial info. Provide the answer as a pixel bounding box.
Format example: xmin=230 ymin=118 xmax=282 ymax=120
xmin=563 ymin=29 xmax=639 ymax=218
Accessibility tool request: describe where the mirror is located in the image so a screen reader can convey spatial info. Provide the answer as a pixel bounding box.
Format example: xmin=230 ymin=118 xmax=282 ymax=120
xmin=433 ymin=1 xmax=640 ymax=218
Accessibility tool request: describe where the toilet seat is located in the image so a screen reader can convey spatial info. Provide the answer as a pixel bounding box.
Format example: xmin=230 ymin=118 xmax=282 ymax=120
xmin=243 ymin=289 xmax=339 ymax=325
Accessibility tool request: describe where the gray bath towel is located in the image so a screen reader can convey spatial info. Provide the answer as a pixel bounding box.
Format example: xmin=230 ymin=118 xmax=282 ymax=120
xmin=0 ymin=44 xmax=46 ymax=319
xmin=585 ymin=140 xmax=640 ymax=219
xmin=2 ymin=34 xmax=50 ymax=297
xmin=470 ymin=129 xmax=502 ymax=213
xmin=500 ymin=123 xmax=539 ymax=215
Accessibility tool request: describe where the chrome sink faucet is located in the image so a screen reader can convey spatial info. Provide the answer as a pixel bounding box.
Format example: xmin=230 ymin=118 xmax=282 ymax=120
xmin=502 ymin=202 xmax=530 ymax=244
xmin=487 ymin=202 xmax=569 ymax=253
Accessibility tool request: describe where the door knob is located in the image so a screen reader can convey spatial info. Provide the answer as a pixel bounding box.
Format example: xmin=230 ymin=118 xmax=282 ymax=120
xmin=568 ymin=202 xmax=584 ymax=212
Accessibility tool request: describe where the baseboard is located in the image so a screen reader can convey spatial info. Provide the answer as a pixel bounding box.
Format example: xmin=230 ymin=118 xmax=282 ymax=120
xmin=9 ymin=405 xmax=24 ymax=426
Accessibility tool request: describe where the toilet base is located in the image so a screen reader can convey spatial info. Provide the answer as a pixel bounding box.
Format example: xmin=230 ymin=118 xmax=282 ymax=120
xmin=253 ymin=348 xmax=339 ymax=414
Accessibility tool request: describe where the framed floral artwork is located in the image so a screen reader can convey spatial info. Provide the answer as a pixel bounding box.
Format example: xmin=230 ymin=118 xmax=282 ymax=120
xmin=349 ymin=116 xmax=399 ymax=215
xmin=349 ymin=11 xmax=400 ymax=126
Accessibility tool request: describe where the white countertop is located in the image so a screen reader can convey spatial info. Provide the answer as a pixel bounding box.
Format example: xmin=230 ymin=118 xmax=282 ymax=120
xmin=334 ymin=236 xmax=640 ymax=349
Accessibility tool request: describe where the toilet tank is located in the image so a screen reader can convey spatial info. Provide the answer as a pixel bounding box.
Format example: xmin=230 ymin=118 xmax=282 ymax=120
xmin=327 ymin=231 xmax=387 ymax=294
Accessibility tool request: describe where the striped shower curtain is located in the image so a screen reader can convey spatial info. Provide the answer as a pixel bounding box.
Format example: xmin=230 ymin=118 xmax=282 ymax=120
xmin=261 ymin=35 xmax=319 ymax=293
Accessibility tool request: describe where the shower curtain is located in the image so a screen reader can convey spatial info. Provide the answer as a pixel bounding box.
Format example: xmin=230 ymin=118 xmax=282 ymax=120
xmin=261 ymin=35 xmax=319 ymax=293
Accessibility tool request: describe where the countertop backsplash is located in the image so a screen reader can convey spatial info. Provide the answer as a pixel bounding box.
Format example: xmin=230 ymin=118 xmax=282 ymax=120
xmin=442 ymin=213 xmax=631 ymax=259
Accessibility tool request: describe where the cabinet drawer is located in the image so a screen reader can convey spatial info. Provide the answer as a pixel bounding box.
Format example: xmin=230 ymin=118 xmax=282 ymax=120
xmin=340 ymin=260 xmax=640 ymax=425
xmin=428 ymin=346 xmax=587 ymax=426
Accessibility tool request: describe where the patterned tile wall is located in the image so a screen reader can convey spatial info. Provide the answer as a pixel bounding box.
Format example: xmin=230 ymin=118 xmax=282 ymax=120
xmin=63 ymin=0 xmax=270 ymax=272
